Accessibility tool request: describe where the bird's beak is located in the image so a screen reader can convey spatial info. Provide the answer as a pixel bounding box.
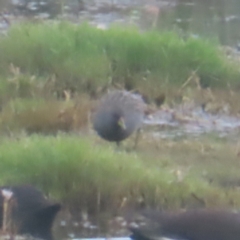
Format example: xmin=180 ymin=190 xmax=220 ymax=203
xmin=118 ymin=117 xmax=126 ymax=130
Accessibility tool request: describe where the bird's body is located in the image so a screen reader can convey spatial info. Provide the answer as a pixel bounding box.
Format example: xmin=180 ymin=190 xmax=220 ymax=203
xmin=130 ymin=209 xmax=240 ymax=240
xmin=93 ymin=90 xmax=147 ymax=144
xmin=0 ymin=185 xmax=61 ymax=240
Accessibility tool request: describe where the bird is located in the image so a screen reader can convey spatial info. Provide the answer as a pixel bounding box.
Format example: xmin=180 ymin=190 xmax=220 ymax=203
xmin=129 ymin=209 xmax=240 ymax=240
xmin=0 ymin=185 xmax=61 ymax=240
xmin=93 ymin=90 xmax=148 ymax=146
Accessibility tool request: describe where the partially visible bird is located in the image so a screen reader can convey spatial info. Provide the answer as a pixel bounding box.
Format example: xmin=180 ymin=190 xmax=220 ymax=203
xmin=93 ymin=90 xmax=148 ymax=146
xmin=129 ymin=209 xmax=240 ymax=240
xmin=0 ymin=185 xmax=61 ymax=240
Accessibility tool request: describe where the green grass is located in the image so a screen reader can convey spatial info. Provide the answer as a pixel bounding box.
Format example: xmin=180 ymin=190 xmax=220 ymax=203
xmin=0 ymin=22 xmax=238 ymax=99
xmin=0 ymin=134 xmax=240 ymax=213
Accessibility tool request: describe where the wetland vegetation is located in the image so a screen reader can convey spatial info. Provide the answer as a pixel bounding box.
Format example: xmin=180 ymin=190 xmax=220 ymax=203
xmin=1 ymin=134 xmax=240 ymax=212
xmin=0 ymin=21 xmax=240 ymax=238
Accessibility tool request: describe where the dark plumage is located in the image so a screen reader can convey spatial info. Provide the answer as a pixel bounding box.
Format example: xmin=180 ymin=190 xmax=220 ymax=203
xmin=93 ymin=90 xmax=147 ymax=144
xmin=130 ymin=209 xmax=240 ymax=240
xmin=0 ymin=185 xmax=61 ymax=240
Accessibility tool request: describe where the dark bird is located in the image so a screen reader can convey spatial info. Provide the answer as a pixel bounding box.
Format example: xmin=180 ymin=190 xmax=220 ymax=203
xmin=129 ymin=209 xmax=240 ymax=240
xmin=0 ymin=185 xmax=61 ymax=240
xmin=93 ymin=90 xmax=147 ymax=145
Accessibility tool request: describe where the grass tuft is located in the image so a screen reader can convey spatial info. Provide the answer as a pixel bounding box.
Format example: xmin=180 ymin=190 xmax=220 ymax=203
xmin=0 ymin=135 xmax=239 ymax=213
xmin=0 ymin=22 xmax=238 ymax=97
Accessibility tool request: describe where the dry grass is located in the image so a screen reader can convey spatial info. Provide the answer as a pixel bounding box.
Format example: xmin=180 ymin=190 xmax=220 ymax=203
xmin=0 ymin=95 xmax=92 ymax=135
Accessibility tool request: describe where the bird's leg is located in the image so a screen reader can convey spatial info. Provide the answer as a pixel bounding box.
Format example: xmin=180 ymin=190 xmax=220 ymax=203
xmin=133 ymin=128 xmax=141 ymax=149
xmin=115 ymin=141 xmax=123 ymax=150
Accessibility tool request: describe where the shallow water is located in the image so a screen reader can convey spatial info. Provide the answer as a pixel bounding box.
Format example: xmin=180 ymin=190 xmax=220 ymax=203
xmin=144 ymin=106 xmax=240 ymax=140
xmin=74 ymin=238 xmax=173 ymax=240
xmin=75 ymin=238 xmax=130 ymax=240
